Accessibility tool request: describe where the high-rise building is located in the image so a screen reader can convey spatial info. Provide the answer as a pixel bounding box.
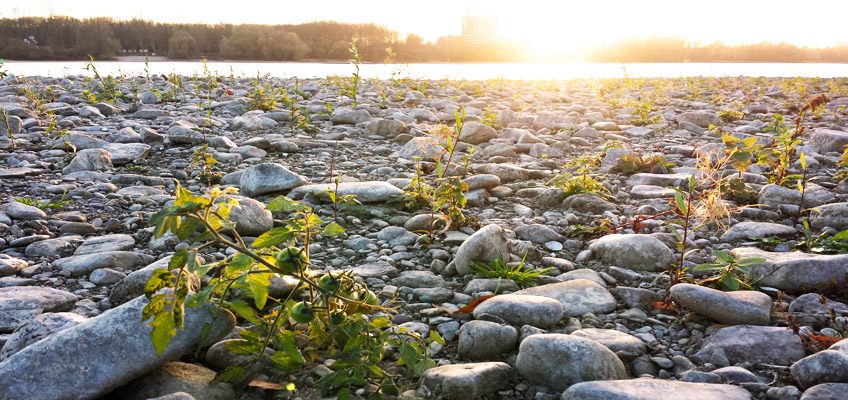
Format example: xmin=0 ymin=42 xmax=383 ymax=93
xmin=461 ymin=11 xmax=499 ymax=48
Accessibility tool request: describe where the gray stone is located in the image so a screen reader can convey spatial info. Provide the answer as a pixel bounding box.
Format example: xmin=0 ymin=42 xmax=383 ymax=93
xmin=800 ymin=383 xmax=848 ymax=400
xmin=557 ymin=269 xmax=607 ymax=286
xmin=722 ymin=221 xmax=797 ymax=242
xmin=588 ymin=234 xmax=673 ymax=272
xmin=62 ymin=148 xmax=113 ymax=174
xmin=809 ymin=129 xmax=848 ymax=154
xmin=669 ymin=283 xmax=772 ymax=325
xmin=348 ymin=262 xmax=398 ymax=279
xmin=625 ymin=173 xmax=693 ymax=187
xmin=809 ymin=202 xmax=848 ymax=231
xmin=570 ymin=328 xmax=647 ymax=359
xmin=290 ymin=181 xmax=404 ymax=204
xmin=562 ymin=193 xmax=617 ymax=214
xmin=0 ymin=256 xmax=27 ymax=277
xmin=52 ymin=251 xmax=154 ymax=276
xmin=789 ymin=293 xmax=848 ymax=314
xmin=459 ymin=122 xmax=498 ymax=144
xmin=0 ymin=312 xmax=87 ymax=360
xmin=229 ymin=196 xmax=273 ymax=236
xmin=759 ymin=184 xmax=834 ymax=209
xmin=0 ymin=286 xmax=77 ymax=333
xmin=454 ymin=224 xmax=510 ymax=275
xmin=89 ymin=268 xmax=126 ymax=285
xmin=516 ymin=279 xmax=617 ymax=317
xmin=790 ymin=339 xmax=848 ymax=389
xmin=0 ymin=295 xmax=235 ymax=400
xmin=472 ymin=294 xmax=563 ymax=328
xmin=516 ymin=334 xmax=627 ymax=392
xmin=731 ymin=247 xmax=848 ymax=293
xmin=712 ymin=366 xmax=760 ymax=383
xmin=395 ymin=136 xmax=443 ymax=160
xmin=167 ymin=121 xmax=205 ymax=145
xmin=109 ymin=257 xmax=173 ymax=305
xmin=25 ymin=238 xmax=75 ymax=258
xmin=457 ymin=320 xmax=518 ymax=360
xmin=677 ymin=111 xmax=720 ymax=128
xmin=364 ymin=119 xmax=407 ymax=138
xmin=630 ymin=185 xmax=675 ymax=199
xmin=420 ymin=362 xmax=513 ymax=400
xmin=377 ymin=226 xmax=418 ymax=246
xmin=515 ymin=224 xmax=564 ymax=244
xmin=463 ymin=278 xmax=520 ymax=294
xmin=75 ymin=234 xmax=135 ymax=255
xmin=112 ymin=362 xmax=235 ymax=400
xmin=614 ymin=287 xmax=662 ymax=309
xmin=479 ymin=164 xmax=529 ymax=182
xmin=102 ymin=143 xmax=151 ymax=165
xmin=694 ymin=325 xmax=806 ymax=366
xmin=331 ymin=108 xmax=371 ymax=124
xmin=395 ymin=270 xmax=446 ymax=288
xmin=239 ymin=163 xmax=306 ymax=197
xmin=561 ymin=379 xmax=752 ymax=400
xmin=5 ymin=202 xmax=47 ymax=220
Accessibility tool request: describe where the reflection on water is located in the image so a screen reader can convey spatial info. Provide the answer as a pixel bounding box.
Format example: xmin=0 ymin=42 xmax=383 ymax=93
xmin=4 ymin=61 xmax=848 ymax=80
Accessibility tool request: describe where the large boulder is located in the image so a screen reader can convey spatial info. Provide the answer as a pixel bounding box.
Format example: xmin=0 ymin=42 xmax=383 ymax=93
xmin=516 ymin=280 xmax=617 ymax=317
xmin=731 ymin=247 xmax=848 ymax=293
xmin=472 ymin=294 xmax=564 ymax=328
xmin=588 ymin=234 xmax=673 ymax=272
xmin=561 ymin=379 xmax=752 ymax=400
xmin=0 ymin=287 xmax=77 ymax=333
xmin=516 ymin=334 xmax=626 ymax=392
xmin=290 ymin=181 xmax=404 ymax=204
xmin=459 ymin=122 xmax=497 ymax=145
xmin=454 ymin=224 xmax=510 ymax=275
xmin=0 ymin=312 xmax=87 ymax=360
xmin=722 ymin=221 xmax=797 ymax=242
xmin=52 ymin=251 xmax=154 ymax=276
xmin=62 ymin=148 xmax=113 ymax=174
xmin=809 ymin=202 xmax=848 ymax=230
xmin=809 ymin=128 xmax=848 ymax=154
xmin=457 ymin=320 xmax=518 ymax=360
xmin=0 ymin=295 xmax=235 ymax=400
xmin=420 ymin=362 xmax=513 ymax=400
xmin=790 ymin=339 xmax=848 ymax=390
xmin=669 ymin=283 xmax=772 ymax=325
xmin=239 ymin=163 xmax=306 ymax=197
xmin=694 ymin=325 xmax=806 ymax=366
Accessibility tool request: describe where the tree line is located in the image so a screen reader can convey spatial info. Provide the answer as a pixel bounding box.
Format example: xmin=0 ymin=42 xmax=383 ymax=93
xmin=1 ymin=16 xmax=847 ymax=63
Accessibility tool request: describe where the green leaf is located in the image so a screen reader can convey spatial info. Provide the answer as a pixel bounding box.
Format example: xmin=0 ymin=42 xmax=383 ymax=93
xmin=711 ymin=249 xmax=734 ymax=263
xmin=800 ymin=152 xmax=807 ymax=170
xmin=175 ymin=217 xmax=200 ymax=241
xmin=228 ymin=299 xmax=259 ymax=325
xmin=833 ymin=230 xmax=848 ymax=241
xmin=412 ymin=358 xmax=436 ymax=376
xmin=722 ymin=274 xmax=741 ymax=291
xmin=337 ymin=387 xmax=351 ymax=400
xmin=266 ymin=196 xmax=302 ymax=212
xmin=321 ymin=222 xmax=345 ymax=236
xmin=225 ymin=339 xmax=262 ymax=355
xmin=429 ymin=330 xmax=446 ymax=345
xmin=736 ymin=257 xmax=766 ymax=266
xmin=149 ymin=311 xmax=177 ymax=355
xmin=169 ymin=249 xmax=188 ymax=270
xmin=692 ymin=263 xmax=724 ymax=271
xmin=399 ymin=343 xmax=417 ymax=367
xmin=381 ymin=378 xmax=400 ymax=395
xmin=145 ymin=269 xmax=175 ymax=295
xmin=688 ymin=174 xmax=697 ymax=192
xmin=252 ymin=226 xmax=293 ymax=248
xmin=279 ymin=330 xmax=305 ymax=364
xmin=370 ymin=317 xmax=392 ymax=329
xmin=212 ymin=365 xmax=245 ymax=384
xmin=674 ymin=191 xmax=687 ymax=215
xmin=363 ymin=362 xmax=384 ymax=377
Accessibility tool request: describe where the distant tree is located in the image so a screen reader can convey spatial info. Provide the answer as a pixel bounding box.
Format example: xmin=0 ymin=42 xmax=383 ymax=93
xmin=168 ymin=30 xmax=198 ymax=59
xmin=258 ymin=31 xmax=309 ymax=60
xmin=74 ymin=18 xmax=120 ymax=58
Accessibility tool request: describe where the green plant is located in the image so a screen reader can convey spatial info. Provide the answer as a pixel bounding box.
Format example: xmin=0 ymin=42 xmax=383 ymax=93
xmin=84 ymin=56 xmax=118 ymax=104
xmin=470 ymin=253 xmax=551 ymax=289
xmin=44 ymin=111 xmax=75 ymax=153
xmin=481 ymin=107 xmax=501 ymax=130
xmin=718 ymin=108 xmax=744 ymax=123
xmin=722 ymin=135 xmax=762 ymax=177
xmin=694 ymin=249 xmax=766 ymax=291
xmin=548 ymin=153 xmax=609 ymax=198
xmin=629 ymin=102 xmax=661 ymax=126
xmin=0 ymin=58 xmax=7 ymax=79
xmin=348 ymin=39 xmax=361 ymax=106
xmin=665 ymin=175 xmax=700 ymax=287
xmin=0 ymin=107 xmax=14 ymax=148
xmin=144 ymin=185 xmax=442 ymax=398
xmin=758 ymin=113 xmax=803 ymax=186
xmin=190 ymin=145 xmax=223 ymax=186
xmin=15 ymin=191 xmax=71 ymax=211
xmin=798 ymin=219 xmax=848 ymax=254
xmin=611 ymin=153 xmax=673 ymax=176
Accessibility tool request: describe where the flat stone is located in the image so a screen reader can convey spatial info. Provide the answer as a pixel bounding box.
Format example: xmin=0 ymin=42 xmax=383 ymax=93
xmin=516 ymin=279 xmax=617 ymax=317
xmin=290 ymin=181 xmax=404 ymax=204
xmin=809 ymin=202 xmax=848 ymax=230
xmin=562 ymin=193 xmax=617 ymax=214
xmin=112 ymin=361 xmax=235 ymax=400
xmin=74 ymin=234 xmax=135 ymax=255
xmin=570 ymin=328 xmax=647 ymax=359
xmin=239 ymin=163 xmax=306 ymax=197
xmin=731 ymin=247 xmax=848 ymax=293
xmin=0 ymin=286 xmax=77 ymax=333
xmin=670 ymin=283 xmax=772 ymax=325
xmin=0 ymin=295 xmax=235 ymax=400
xmin=0 ymin=312 xmax=87 ymax=360
xmin=722 ymin=221 xmax=797 ymax=242
xmin=790 ymin=339 xmax=848 ymax=389
xmin=420 ymin=362 xmax=513 ymax=400
xmin=625 ymin=173 xmax=693 ymax=187
xmin=5 ymin=202 xmax=47 ymax=220
xmin=694 ymin=325 xmax=806 ymax=366
xmin=52 ymin=251 xmax=154 ymax=276
xmin=809 ymin=128 xmax=848 ymax=154
xmin=561 ymin=379 xmax=752 ymax=400
xmin=472 ymin=294 xmax=564 ymax=328
xmin=630 ymin=185 xmax=675 ymax=198
xmin=0 ymin=167 xmax=43 ymax=179
xmin=800 ymin=383 xmax=848 ymax=400
xmin=0 ymin=256 xmax=27 ymax=277
xmin=347 ymin=262 xmax=398 ymax=279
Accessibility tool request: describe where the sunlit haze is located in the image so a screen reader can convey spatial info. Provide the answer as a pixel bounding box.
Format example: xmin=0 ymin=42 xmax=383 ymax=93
xmin=4 ymin=0 xmax=848 ymax=55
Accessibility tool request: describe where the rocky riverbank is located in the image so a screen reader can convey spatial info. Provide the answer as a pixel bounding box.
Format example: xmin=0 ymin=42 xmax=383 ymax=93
xmin=0 ymin=71 xmax=847 ymax=400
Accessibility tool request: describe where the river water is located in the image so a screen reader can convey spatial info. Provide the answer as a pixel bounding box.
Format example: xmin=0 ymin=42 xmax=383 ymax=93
xmin=3 ymin=61 xmax=848 ymax=80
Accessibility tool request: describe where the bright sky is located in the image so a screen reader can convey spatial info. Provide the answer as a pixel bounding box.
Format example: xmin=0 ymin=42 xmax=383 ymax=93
xmin=3 ymin=0 xmax=847 ymax=55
